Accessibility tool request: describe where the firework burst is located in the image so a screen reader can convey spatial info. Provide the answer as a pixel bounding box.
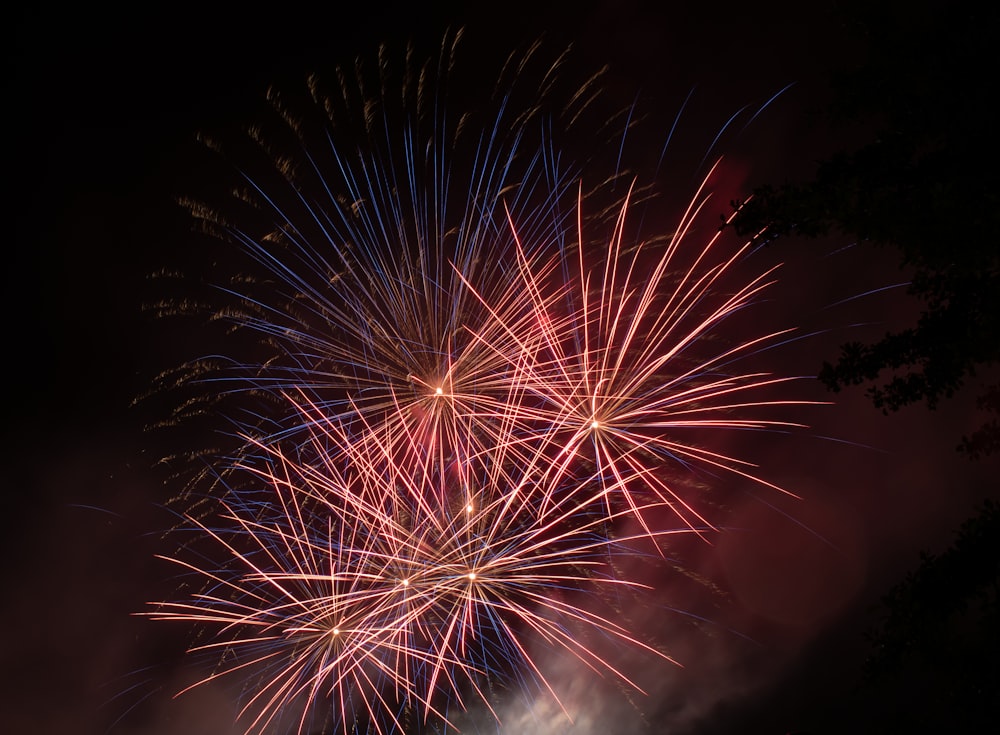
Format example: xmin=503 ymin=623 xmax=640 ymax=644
xmin=149 ymin=392 xmax=681 ymax=733
xmin=144 ymin=32 xmax=820 ymax=735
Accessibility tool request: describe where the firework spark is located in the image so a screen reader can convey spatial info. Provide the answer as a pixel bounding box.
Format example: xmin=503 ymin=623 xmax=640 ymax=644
xmin=145 ymin=33 xmax=819 ymax=735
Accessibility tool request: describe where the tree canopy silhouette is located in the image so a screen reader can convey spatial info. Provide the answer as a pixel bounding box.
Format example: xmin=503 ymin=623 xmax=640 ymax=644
xmin=729 ymin=0 xmax=1000 ymax=456
xmin=860 ymin=500 xmax=999 ymax=732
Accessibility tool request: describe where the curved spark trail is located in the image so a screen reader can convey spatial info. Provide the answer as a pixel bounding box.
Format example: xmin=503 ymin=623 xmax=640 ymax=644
xmin=144 ymin=33 xmax=821 ymax=735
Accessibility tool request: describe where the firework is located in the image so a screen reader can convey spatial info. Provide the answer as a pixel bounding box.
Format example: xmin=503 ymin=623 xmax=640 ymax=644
xmin=145 ymin=32 xmax=817 ymax=735
xmin=149 ymin=392 xmax=681 ymax=733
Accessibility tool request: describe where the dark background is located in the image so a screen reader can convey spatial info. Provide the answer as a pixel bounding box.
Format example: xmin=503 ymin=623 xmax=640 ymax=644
xmin=7 ymin=2 xmax=996 ymax=733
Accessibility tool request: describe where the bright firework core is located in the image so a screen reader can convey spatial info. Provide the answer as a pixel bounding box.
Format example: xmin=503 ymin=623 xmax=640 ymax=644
xmin=145 ymin=34 xmax=819 ymax=735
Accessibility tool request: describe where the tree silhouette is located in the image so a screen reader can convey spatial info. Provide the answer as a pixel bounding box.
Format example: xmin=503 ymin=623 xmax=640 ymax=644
xmin=860 ymin=500 xmax=999 ymax=732
xmin=728 ymin=0 xmax=1000 ymax=456
xmin=727 ymin=4 xmax=1000 ymax=726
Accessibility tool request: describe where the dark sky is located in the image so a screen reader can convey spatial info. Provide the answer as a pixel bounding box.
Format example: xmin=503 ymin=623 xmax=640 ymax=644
xmin=7 ymin=2 xmax=997 ymax=734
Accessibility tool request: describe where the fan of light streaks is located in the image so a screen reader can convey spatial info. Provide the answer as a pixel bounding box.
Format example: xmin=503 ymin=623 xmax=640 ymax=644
xmin=145 ymin=32 xmax=820 ymax=735
xmin=147 ymin=390 xmax=681 ymax=734
xmin=473 ymin=176 xmax=814 ymax=537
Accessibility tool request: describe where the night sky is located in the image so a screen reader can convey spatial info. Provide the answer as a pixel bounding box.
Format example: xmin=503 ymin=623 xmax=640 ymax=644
xmin=7 ymin=2 xmax=997 ymax=734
